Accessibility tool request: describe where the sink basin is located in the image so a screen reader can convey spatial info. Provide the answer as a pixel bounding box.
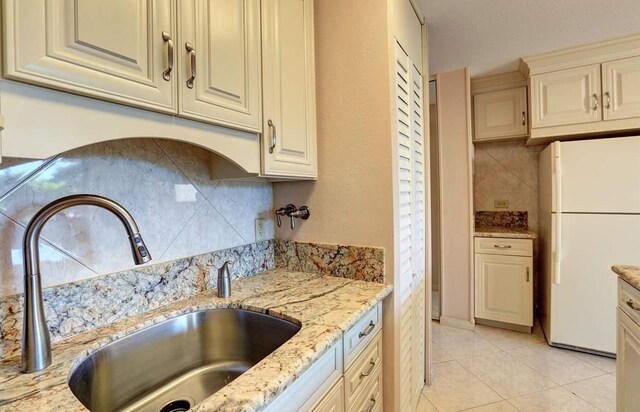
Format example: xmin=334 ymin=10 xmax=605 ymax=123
xmin=68 ymin=309 xmax=300 ymax=412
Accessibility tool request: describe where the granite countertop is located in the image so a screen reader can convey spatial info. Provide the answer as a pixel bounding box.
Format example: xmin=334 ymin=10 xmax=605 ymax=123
xmin=0 ymin=270 xmax=392 ymax=412
xmin=612 ymin=265 xmax=640 ymax=290
xmin=474 ymin=226 xmax=538 ymax=239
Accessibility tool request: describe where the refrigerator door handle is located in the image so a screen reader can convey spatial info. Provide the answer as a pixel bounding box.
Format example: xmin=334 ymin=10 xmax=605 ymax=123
xmin=553 ymin=212 xmax=562 ymax=285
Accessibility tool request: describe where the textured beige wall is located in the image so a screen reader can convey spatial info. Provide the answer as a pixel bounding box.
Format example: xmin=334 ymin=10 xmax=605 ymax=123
xmin=436 ymin=68 xmax=474 ymax=324
xmin=272 ymin=0 xmax=399 ymax=408
xmin=473 ymin=140 xmax=545 ymax=231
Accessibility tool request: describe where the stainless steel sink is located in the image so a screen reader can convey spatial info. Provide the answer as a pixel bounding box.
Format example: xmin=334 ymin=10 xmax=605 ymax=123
xmin=68 ymin=309 xmax=300 ymax=412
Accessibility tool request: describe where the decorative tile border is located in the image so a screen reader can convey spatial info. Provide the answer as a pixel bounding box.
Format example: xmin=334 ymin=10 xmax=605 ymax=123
xmin=275 ymin=241 xmax=385 ymax=283
xmin=474 ymin=211 xmax=528 ymax=230
xmin=0 ymin=241 xmax=274 ymax=360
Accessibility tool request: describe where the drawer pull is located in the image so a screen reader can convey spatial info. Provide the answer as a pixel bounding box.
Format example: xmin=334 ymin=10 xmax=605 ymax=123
xmin=364 ymin=395 xmax=377 ymax=412
xmin=494 ymin=245 xmax=512 ymax=249
xmin=359 ymin=321 xmax=375 ymax=338
xmin=627 ymin=299 xmax=640 ymax=312
xmin=360 ymin=358 xmax=377 ymax=379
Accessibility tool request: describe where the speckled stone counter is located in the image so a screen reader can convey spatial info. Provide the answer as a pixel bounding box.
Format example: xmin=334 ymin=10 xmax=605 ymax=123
xmin=0 ymin=270 xmax=392 ymax=412
xmin=612 ymin=265 xmax=640 ymax=290
xmin=474 ymin=226 xmax=538 ymax=239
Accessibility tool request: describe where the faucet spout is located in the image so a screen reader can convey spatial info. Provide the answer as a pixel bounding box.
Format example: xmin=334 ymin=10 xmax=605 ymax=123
xmin=21 ymin=194 xmax=151 ymax=373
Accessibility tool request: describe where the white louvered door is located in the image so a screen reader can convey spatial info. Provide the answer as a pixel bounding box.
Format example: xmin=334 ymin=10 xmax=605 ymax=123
xmin=394 ymin=40 xmax=426 ymax=412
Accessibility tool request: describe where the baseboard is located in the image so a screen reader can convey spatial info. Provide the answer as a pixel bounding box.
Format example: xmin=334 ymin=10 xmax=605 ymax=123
xmin=439 ymin=316 xmax=475 ymax=331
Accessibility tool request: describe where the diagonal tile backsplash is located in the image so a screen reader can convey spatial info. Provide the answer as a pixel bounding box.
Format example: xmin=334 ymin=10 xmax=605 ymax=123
xmin=0 ymin=138 xmax=275 ymax=297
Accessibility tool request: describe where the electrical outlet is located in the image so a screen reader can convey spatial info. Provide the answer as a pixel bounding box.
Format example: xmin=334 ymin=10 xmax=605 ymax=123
xmin=494 ymin=199 xmax=509 ymax=209
xmin=255 ymin=218 xmax=266 ymax=242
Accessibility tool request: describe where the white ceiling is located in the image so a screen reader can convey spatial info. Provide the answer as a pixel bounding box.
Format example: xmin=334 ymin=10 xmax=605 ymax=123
xmin=420 ymin=0 xmax=640 ymax=77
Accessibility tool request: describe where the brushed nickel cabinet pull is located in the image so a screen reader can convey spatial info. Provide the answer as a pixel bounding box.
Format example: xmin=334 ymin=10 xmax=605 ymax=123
xmin=268 ymin=120 xmax=277 ymax=154
xmin=521 ymin=111 xmax=526 ymax=126
xmin=627 ymin=299 xmax=640 ymax=312
xmin=592 ymin=94 xmax=599 ymax=111
xmin=494 ymin=244 xmax=512 ymax=249
xmin=359 ymin=358 xmax=377 ymax=379
xmin=605 ymin=92 xmax=611 ymax=109
xmin=161 ymin=32 xmax=174 ymax=81
xmin=526 ymin=267 xmax=530 ymax=282
xmin=365 ymin=395 xmax=377 ymax=412
xmin=185 ymin=42 xmax=196 ymax=88
xmin=359 ymin=320 xmax=375 ymax=338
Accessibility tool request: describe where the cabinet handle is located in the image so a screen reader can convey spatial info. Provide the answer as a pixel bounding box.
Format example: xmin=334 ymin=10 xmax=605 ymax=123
xmin=359 ymin=320 xmax=376 ymax=338
xmin=592 ymin=94 xmax=599 ymax=111
xmin=161 ymin=32 xmax=174 ymax=81
xmin=364 ymin=395 xmax=377 ymax=412
xmin=605 ymin=92 xmax=611 ymax=109
xmin=627 ymin=299 xmax=640 ymax=312
xmin=185 ymin=42 xmax=196 ymax=89
xmin=268 ymin=119 xmax=277 ymax=154
xmin=521 ymin=111 xmax=526 ymax=126
xmin=526 ymin=267 xmax=530 ymax=282
xmin=493 ymin=245 xmax=512 ymax=249
xmin=360 ymin=358 xmax=377 ymax=379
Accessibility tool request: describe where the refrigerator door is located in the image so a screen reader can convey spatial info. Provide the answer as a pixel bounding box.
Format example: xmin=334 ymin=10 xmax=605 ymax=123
xmin=558 ymin=136 xmax=640 ymax=213
xmin=552 ymin=213 xmax=640 ymax=354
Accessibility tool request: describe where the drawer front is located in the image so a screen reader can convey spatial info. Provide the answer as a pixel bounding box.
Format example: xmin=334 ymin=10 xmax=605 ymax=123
xmin=344 ymin=332 xmax=383 ymax=409
xmin=475 ymin=237 xmax=533 ymax=257
xmin=264 ymin=342 xmax=343 ymax=412
xmin=619 ymin=278 xmax=640 ymax=327
xmin=343 ymin=304 xmax=382 ymax=368
xmin=312 ymin=378 xmax=345 ymax=412
xmin=348 ymin=365 xmax=383 ymax=412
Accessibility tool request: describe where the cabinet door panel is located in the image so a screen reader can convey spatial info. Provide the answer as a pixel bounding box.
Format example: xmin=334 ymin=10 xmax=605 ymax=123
xmin=618 ymin=309 xmax=640 ymax=412
xmin=178 ymin=0 xmax=262 ymax=131
xmin=603 ymin=56 xmax=640 ymax=121
xmin=261 ymin=0 xmax=317 ymax=178
xmin=531 ymin=64 xmax=601 ymax=128
xmin=474 ymin=87 xmax=528 ymax=140
xmin=475 ymin=253 xmax=533 ymax=326
xmin=3 ymin=0 xmax=176 ymax=112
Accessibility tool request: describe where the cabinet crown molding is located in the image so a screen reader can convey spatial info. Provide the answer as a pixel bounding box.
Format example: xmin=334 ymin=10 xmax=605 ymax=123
xmin=522 ymin=33 xmax=640 ymax=75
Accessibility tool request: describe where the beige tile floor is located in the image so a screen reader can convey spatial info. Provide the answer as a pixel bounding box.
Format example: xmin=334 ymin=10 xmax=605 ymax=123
xmin=418 ymin=320 xmax=616 ymax=412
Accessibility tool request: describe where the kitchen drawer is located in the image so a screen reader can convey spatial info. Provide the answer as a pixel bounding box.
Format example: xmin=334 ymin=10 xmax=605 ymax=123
xmin=348 ymin=365 xmax=382 ymax=412
xmin=619 ymin=278 xmax=640 ymax=327
xmin=344 ymin=331 xmax=382 ymax=409
xmin=475 ymin=237 xmax=533 ymax=257
xmin=343 ymin=304 xmax=382 ymax=368
xmin=312 ymin=378 xmax=345 ymax=412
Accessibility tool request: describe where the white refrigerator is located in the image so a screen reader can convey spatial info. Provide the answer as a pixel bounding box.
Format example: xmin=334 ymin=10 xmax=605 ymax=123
xmin=539 ymin=136 xmax=640 ymax=355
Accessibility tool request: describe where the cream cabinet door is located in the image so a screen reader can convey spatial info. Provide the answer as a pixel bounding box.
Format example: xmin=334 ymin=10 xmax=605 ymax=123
xmin=617 ymin=309 xmax=640 ymax=412
xmin=475 ymin=254 xmax=533 ymax=326
xmin=530 ymin=64 xmax=601 ymax=129
xmin=2 ymin=0 xmax=176 ymax=113
xmin=178 ymin=0 xmax=262 ymax=132
xmin=311 ymin=379 xmax=344 ymax=412
xmin=603 ymin=56 xmax=640 ymax=121
xmin=261 ymin=0 xmax=317 ymax=178
xmin=473 ymin=87 xmax=528 ymax=141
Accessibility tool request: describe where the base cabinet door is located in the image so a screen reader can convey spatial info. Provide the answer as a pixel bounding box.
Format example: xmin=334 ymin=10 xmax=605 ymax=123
xmin=603 ymin=56 xmax=640 ymax=121
xmin=473 ymin=87 xmax=528 ymax=141
xmin=530 ymin=64 xmax=601 ymax=129
xmin=617 ymin=309 xmax=640 ymax=412
xmin=261 ymin=0 xmax=317 ymax=178
xmin=312 ymin=379 xmax=345 ymax=412
xmin=3 ymin=0 xmax=176 ymax=113
xmin=475 ymin=253 xmax=533 ymax=326
xmin=178 ymin=0 xmax=262 ymax=131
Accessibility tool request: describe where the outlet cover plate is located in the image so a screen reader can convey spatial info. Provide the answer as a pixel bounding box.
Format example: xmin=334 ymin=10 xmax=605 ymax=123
xmin=255 ymin=218 xmax=266 ymax=242
xmin=494 ymin=199 xmax=509 ymax=209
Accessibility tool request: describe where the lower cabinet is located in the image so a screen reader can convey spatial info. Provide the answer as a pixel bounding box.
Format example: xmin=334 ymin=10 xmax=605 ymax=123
xmin=617 ymin=279 xmax=640 ymax=412
xmin=474 ymin=237 xmax=533 ymax=329
xmin=264 ymin=303 xmax=383 ymax=412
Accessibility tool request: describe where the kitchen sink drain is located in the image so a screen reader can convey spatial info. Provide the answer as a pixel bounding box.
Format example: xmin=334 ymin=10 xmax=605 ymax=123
xmin=159 ymin=399 xmax=192 ymax=412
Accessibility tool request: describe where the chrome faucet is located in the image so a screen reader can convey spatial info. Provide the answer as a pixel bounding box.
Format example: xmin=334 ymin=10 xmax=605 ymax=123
xmin=21 ymin=194 xmax=151 ymax=373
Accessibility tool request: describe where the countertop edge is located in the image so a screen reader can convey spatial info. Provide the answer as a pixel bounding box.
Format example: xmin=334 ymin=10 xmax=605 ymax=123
xmin=612 ymin=265 xmax=640 ymax=291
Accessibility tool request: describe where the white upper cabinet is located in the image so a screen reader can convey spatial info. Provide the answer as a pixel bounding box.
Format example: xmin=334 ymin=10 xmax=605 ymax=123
xmin=2 ymin=0 xmax=177 ymax=113
xmin=474 ymin=87 xmax=528 ymax=141
xmin=177 ymin=0 xmax=262 ymax=132
xmin=602 ymin=56 xmax=640 ymax=121
xmin=261 ymin=0 xmax=317 ymax=179
xmin=530 ymin=64 xmax=601 ymax=129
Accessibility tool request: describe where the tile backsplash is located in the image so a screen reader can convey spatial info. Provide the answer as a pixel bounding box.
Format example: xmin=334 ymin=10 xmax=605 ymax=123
xmin=0 ymin=138 xmax=274 ymax=297
xmin=473 ymin=139 xmax=545 ymax=231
